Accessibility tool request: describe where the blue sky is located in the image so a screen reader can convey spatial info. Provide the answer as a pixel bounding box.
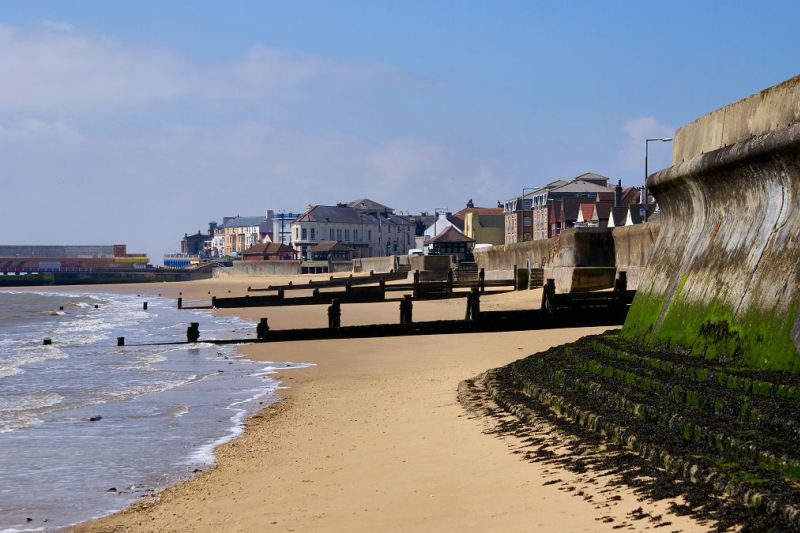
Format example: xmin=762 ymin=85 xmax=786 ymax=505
xmin=2 ymin=1 xmax=799 ymax=261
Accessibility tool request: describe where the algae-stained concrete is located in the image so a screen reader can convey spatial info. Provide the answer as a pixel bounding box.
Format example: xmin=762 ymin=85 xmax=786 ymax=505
xmin=624 ymin=76 xmax=800 ymax=371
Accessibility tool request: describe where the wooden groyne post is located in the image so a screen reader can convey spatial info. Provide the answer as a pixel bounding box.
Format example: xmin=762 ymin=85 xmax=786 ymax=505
xmin=465 ymin=287 xmax=481 ymax=321
xmin=328 ymin=299 xmax=341 ymax=329
xmin=187 ymin=322 xmax=200 ymax=343
xmin=256 ymin=318 xmax=270 ymax=340
xmin=400 ymin=294 xmax=413 ymax=324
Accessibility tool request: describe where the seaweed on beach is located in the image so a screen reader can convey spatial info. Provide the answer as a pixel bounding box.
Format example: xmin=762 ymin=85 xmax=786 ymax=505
xmin=458 ymin=331 xmax=800 ymax=532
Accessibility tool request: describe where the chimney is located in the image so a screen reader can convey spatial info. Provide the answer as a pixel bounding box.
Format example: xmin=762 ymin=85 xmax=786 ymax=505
xmin=615 ymin=179 xmax=623 ymax=207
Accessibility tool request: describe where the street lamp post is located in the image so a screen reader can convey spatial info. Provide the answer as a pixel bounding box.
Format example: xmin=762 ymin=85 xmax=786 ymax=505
xmin=522 ymin=187 xmax=536 ymax=241
xmin=644 ymin=138 xmax=673 ymax=222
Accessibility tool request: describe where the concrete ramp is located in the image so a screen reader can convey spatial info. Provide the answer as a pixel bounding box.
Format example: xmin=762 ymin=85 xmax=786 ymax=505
xmin=623 ymin=75 xmax=800 ymax=371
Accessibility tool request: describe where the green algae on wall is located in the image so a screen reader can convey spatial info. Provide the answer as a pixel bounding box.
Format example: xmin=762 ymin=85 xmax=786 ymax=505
xmin=623 ymin=293 xmax=800 ymax=372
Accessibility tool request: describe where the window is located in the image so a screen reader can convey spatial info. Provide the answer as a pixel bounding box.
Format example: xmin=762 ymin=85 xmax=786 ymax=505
xmin=353 ymin=229 xmax=358 ymax=241
xmin=295 ymin=227 xmax=299 ymax=239
xmin=310 ymin=228 xmax=316 ymax=240
xmin=301 ymin=228 xmax=307 ymax=240
xmin=368 ymin=230 xmax=372 ymax=241
xmin=345 ymin=229 xmax=350 ymax=241
xmin=330 ymin=228 xmax=334 ymax=240
xmin=337 ymin=229 xmax=342 ymax=240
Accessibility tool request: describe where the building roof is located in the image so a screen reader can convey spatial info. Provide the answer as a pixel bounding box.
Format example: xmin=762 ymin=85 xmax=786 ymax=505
xmin=243 ymin=242 xmax=295 ymax=255
xmin=551 ymin=179 xmax=613 ymax=194
xmin=218 ymin=216 xmax=268 ymax=229
xmin=592 ymin=201 xmax=613 ymax=221
xmin=453 ymin=206 xmax=504 ymax=220
xmin=297 ymin=205 xmax=373 ymax=225
xmin=608 ymin=206 xmax=629 ymax=227
xmin=571 ymin=172 xmax=610 ymax=185
xmin=429 ymin=226 xmax=474 ymax=243
xmin=310 ymin=240 xmax=353 ymax=253
xmin=347 ymin=198 xmax=393 ymax=213
xmin=620 ymin=187 xmax=640 ymax=205
xmin=578 ymin=203 xmax=595 ymax=222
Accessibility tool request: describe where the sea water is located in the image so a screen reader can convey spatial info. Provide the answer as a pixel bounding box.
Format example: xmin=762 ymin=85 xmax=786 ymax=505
xmin=0 ymin=290 xmax=305 ymax=531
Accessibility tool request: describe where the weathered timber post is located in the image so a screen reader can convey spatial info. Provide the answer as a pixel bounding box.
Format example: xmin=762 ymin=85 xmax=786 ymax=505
xmin=117 ymin=337 xmax=125 ymax=346
xmin=470 ymin=287 xmax=480 ymax=320
xmin=379 ymin=278 xmax=386 ymax=290
xmin=413 ymin=270 xmax=420 ymax=299
xmin=256 ymin=318 xmax=270 ymax=340
xmin=345 ymin=280 xmax=352 ymax=293
xmin=369 ymin=270 xmax=374 ymax=276
xmin=186 ymin=322 xmax=200 ymax=343
xmin=614 ymin=271 xmax=628 ymax=312
xmin=513 ymin=264 xmax=518 ymax=291
xmin=479 ymin=268 xmax=486 ymax=293
xmin=313 ymin=288 xmax=320 ymax=298
xmin=542 ymin=279 xmax=556 ymax=314
xmin=43 ymin=338 xmax=52 ymax=345
xmin=447 ymin=268 xmax=454 ymax=295
xmin=465 ymin=287 xmax=481 ymax=321
xmin=278 ymin=288 xmax=285 ymax=300
xmin=328 ymin=299 xmax=341 ymax=329
xmin=143 ymin=302 xmax=148 ymax=310
xmin=400 ymin=294 xmax=413 ymax=324
xmin=211 ymin=296 xmax=217 ymax=308
xmin=177 ymin=297 xmax=183 ymax=309
xmin=615 ymin=271 xmax=627 ymax=292
xmin=288 ymin=281 xmax=293 ymax=287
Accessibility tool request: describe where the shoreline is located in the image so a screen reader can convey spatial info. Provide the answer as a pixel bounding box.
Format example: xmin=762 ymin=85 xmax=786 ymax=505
xmin=46 ymin=276 xmax=707 ymax=532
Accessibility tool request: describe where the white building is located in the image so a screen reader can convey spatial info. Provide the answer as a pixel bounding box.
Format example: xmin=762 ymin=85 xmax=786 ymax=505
xmin=291 ymin=202 xmax=414 ymax=259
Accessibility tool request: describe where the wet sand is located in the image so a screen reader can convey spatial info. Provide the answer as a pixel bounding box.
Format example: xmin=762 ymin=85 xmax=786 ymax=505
xmin=68 ymin=274 xmax=705 ymax=532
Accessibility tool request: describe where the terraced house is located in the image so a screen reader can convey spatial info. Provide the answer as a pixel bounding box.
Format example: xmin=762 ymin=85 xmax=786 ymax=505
xmin=217 ymin=215 xmax=272 ymax=257
xmin=291 ymin=200 xmax=414 ymax=259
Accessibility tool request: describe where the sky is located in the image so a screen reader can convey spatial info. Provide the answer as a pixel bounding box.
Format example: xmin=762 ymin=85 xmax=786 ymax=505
xmin=2 ymin=1 xmax=799 ymax=263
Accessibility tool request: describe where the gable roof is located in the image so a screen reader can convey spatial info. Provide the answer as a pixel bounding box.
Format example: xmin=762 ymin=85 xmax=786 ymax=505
xmin=243 ymin=242 xmax=295 ymax=255
xmin=551 ymin=179 xmax=613 ymax=194
xmin=592 ymin=201 xmax=613 ymax=221
xmin=347 ymin=198 xmax=393 ymax=213
xmin=608 ymin=206 xmax=629 ymax=227
xmin=430 ymin=225 xmax=474 ymax=243
xmin=578 ymin=203 xmax=595 ymax=222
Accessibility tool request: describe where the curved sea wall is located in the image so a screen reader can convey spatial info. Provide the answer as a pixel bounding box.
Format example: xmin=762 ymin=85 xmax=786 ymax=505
xmin=623 ymin=75 xmax=800 ymax=372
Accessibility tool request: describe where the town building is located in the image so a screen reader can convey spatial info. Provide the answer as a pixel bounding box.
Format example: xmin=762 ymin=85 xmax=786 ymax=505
xmin=242 ymin=242 xmax=297 ymax=261
xmin=217 ymin=215 xmax=272 ymax=257
xmin=423 ymin=211 xmax=464 ymax=241
xmin=291 ymin=201 xmax=414 ymax=259
xmin=453 ymin=200 xmax=504 ymax=245
xmin=309 ymin=241 xmax=354 ymax=261
xmin=272 ymin=212 xmax=301 ymax=245
xmin=428 ymin=226 xmax=474 ymax=261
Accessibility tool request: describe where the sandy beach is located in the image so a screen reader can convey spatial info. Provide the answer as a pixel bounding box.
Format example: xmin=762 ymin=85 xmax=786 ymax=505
xmin=67 ymin=274 xmax=705 ymax=532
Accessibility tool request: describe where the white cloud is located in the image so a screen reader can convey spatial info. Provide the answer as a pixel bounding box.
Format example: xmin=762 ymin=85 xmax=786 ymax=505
xmin=0 ymin=22 xmax=409 ymax=111
xmin=617 ymin=116 xmax=675 ymax=171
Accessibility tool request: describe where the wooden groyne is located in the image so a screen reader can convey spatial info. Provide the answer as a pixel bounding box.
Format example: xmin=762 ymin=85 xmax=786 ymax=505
xmin=115 ymin=282 xmax=634 ymax=347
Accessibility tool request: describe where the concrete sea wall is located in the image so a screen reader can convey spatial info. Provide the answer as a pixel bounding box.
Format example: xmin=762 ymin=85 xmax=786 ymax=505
xmin=474 ymin=227 xmax=634 ymax=292
xmin=612 ymin=222 xmax=660 ymax=290
xmin=218 ymin=260 xmax=303 ymax=277
xmin=623 ymin=75 xmax=800 ymax=371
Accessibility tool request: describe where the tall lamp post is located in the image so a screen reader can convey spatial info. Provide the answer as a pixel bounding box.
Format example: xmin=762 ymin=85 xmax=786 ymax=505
xmin=522 ymin=187 xmax=536 ymax=241
xmin=644 ymin=137 xmax=673 ymax=222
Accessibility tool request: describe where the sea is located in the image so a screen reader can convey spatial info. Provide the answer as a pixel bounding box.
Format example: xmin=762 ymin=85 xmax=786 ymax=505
xmin=0 ymin=290 xmax=307 ymax=531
